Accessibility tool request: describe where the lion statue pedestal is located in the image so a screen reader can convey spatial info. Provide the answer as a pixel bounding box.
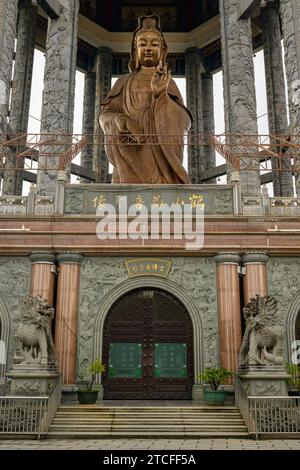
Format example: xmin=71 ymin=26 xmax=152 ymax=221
xmin=6 ymin=296 xmax=60 ymax=396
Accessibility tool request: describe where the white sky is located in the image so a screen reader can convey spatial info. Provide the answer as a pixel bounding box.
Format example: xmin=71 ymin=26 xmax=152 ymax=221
xmin=25 ymin=47 xmax=283 ymax=193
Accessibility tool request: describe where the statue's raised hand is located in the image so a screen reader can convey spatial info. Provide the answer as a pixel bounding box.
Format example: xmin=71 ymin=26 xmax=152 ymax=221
xmin=151 ymin=64 xmax=171 ymax=99
xmin=116 ymin=115 xmax=142 ymax=143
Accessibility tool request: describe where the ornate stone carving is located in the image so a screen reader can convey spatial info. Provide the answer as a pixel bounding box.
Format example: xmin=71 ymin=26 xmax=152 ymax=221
xmin=219 ymin=0 xmax=260 ymax=196
xmin=64 ymin=189 xmax=84 ymax=214
xmin=239 ymin=295 xmax=284 ymax=367
xmin=78 ymin=257 xmax=218 ymax=374
xmin=213 ymin=189 xmax=233 ymax=214
xmin=280 ymin=0 xmax=300 ymax=195
xmin=13 ymin=296 xmax=56 ymax=366
xmin=36 ymin=0 xmax=80 ymax=196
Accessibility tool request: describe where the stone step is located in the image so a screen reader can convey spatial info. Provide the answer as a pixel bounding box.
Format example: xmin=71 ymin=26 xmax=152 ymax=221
xmin=47 ymin=406 xmax=249 ymax=439
xmin=50 ymin=426 xmax=247 ymax=436
xmin=47 ymin=431 xmax=251 ymax=439
xmin=58 ymin=406 xmax=238 ymax=412
xmin=52 ymin=418 xmax=245 ymax=423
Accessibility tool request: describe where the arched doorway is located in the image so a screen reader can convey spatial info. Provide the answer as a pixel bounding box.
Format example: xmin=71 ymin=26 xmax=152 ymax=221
xmin=296 ymin=311 xmax=300 ymax=342
xmin=102 ymin=288 xmax=194 ymax=399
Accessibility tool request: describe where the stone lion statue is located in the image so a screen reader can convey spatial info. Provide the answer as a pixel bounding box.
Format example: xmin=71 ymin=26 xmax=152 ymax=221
xmin=13 ymin=296 xmax=56 ymax=366
xmin=239 ymin=295 xmax=284 ymax=367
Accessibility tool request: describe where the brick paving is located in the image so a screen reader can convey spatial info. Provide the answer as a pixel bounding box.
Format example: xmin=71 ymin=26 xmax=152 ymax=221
xmin=0 ymin=438 xmax=300 ymax=450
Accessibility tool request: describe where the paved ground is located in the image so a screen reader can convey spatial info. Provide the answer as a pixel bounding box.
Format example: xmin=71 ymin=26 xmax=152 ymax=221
xmin=0 ymin=438 xmax=300 ymax=450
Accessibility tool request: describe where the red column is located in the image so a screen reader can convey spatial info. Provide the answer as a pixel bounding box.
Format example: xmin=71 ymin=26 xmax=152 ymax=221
xmin=30 ymin=252 xmax=55 ymax=305
xmin=242 ymin=253 xmax=269 ymax=304
xmin=214 ymin=253 xmax=242 ymax=372
xmin=55 ymin=253 xmax=82 ymax=384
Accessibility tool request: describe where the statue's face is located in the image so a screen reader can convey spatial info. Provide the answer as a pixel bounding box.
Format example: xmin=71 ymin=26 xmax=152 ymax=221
xmin=136 ymin=32 xmax=162 ymax=67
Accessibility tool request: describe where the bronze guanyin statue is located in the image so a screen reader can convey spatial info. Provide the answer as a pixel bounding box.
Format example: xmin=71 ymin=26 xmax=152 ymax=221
xmin=99 ymin=14 xmax=192 ymax=184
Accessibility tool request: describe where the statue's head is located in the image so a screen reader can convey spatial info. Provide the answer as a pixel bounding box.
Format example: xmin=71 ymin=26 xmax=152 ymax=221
xmin=129 ymin=14 xmax=168 ymax=72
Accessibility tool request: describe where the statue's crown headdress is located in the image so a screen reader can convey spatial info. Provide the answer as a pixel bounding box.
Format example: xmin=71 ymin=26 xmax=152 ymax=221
xmin=137 ymin=15 xmax=162 ymax=34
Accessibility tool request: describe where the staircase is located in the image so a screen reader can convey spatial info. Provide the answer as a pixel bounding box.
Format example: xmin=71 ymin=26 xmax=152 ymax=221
xmin=47 ymin=406 xmax=250 ymax=438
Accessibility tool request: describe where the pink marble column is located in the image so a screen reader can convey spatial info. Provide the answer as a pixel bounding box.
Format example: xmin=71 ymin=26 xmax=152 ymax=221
xmin=242 ymin=253 xmax=269 ymax=304
xmin=214 ymin=253 xmax=242 ymax=372
xmin=55 ymin=253 xmax=82 ymax=384
xmin=30 ymin=252 xmax=55 ymax=305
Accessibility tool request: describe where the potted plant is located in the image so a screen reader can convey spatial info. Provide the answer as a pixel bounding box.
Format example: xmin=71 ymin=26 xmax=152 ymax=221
xmin=77 ymin=358 xmax=106 ymax=405
xmin=285 ymin=363 xmax=300 ymax=396
xmin=198 ymin=367 xmax=233 ymax=405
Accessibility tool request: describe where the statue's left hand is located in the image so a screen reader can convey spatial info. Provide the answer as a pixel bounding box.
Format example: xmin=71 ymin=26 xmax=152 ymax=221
xmin=151 ymin=65 xmax=171 ymax=99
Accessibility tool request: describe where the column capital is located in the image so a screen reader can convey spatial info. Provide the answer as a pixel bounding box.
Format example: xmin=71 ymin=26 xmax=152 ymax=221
xmin=96 ymin=47 xmax=113 ymax=57
xmin=30 ymin=251 xmax=55 ymax=264
xmin=214 ymin=252 xmax=241 ymax=265
xmin=57 ymin=252 xmax=83 ymax=265
xmin=242 ymin=252 xmax=269 ymax=264
xmin=85 ymin=71 xmax=96 ymax=79
xmin=201 ymin=72 xmax=213 ymax=81
xmin=184 ymin=47 xmax=202 ymax=58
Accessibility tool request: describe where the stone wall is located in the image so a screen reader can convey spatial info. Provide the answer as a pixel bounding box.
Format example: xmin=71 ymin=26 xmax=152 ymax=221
xmin=267 ymin=257 xmax=300 ymax=357
xmin=0 ymin=257 xmax=31 ymax=373
xmin=77 ymin=256 xmax=219 ymax=381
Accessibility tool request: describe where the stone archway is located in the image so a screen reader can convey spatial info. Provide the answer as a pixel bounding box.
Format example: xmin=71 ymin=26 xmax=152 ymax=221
xmin=93 ymin=277 xmax=204 ymax=396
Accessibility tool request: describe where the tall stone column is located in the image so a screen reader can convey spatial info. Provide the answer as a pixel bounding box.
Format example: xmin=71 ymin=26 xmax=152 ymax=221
xmin=94 ymin=47 xmax=112 ymax=183
xmin=30 ymin=252 xmax=55 ymax=305
xmin=81 ymin=71 xmax=96 ymax=182
xmin=36 ymin=0 xmax=80 ymax=196
xmin=2 ymin=0 xmax=37 ymax=196
xmin=0 ymin=0 xmax=18 ymax=132
xmin=185 ymin=48 xmax=203 ymax=183
xmin=201 ymin=72 xmax=216 ymax=182
xmin=0 ymin=0 xmax=18 ymax=192
xmin=280 ymin=0 xmax=300 ymax=195
xmin=242 ymin=252 xmax=269 ymax=304
xmin=219 ymin=0 xmax=260 ymax=196
xmin=55 ymin=253 xmax=82 ymax=385
xmin=214 ymin=253 xmax=242 ymax=372
xmin=262 ymin=2 xmax=293 ymax=197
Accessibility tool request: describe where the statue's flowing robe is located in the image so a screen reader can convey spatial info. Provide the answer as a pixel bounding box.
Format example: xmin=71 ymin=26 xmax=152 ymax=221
xmin=99 ymin=70 xmax=192 ymax=183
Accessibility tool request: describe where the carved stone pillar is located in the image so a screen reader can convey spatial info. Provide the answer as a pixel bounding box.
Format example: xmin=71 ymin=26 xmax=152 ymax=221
xmin=185 ymin=48 xmax=203 ymax=184
xmin=262 ymin=3 xmax=293 ymax=197
xmin=2 ymin=0 xmax=37 ymax=196
xmin=0 ymin=0 xmax=18 ymax=133
xmin=30 ymin=252 xmax=55 ymax=305
xmin=280 ymin=0 xmax=300 ymax=195
xmin=214 ymin=253 xmax=242 ymax=372
xmin=219 ymin=0 xmax=260 ymax=197
xmin=81 ymin=71 xmax=96 ymax=182
xmin=94 ymin=47 xmax=112 ymax=183
xmin=36 ymin=0 xmax=80 ymax=196
xmin=201 ymin=72 xmax=216 ymax=182
xmin=242 ymin=252 xmax=269 ymax=304
xmin=55 ymin=253 xmax=82 ymax=384
xmin=0 ymin=0 xmax=18 ymax=192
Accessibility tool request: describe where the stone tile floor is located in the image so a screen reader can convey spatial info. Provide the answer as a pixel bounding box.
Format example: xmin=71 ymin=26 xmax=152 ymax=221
xmin=0 ymin=439 xmax=300 ymax=450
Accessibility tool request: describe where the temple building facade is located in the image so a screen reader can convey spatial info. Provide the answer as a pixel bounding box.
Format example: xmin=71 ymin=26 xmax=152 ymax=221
xmin=0 ymin=0 xmax=300 ymax=438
